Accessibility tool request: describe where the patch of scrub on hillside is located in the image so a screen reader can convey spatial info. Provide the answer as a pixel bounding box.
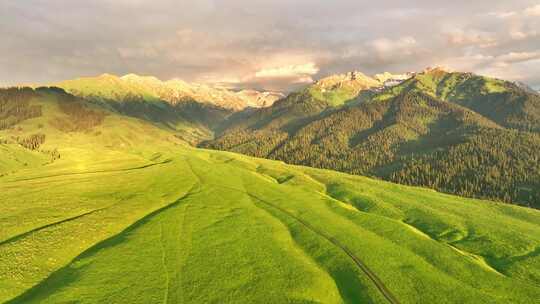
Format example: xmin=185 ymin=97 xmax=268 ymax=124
xmin=324 ymin=183 xmax=403 ymax=218
xmin=484 ymin=78 xmax=507 ymax=93
xmin=437 ymin=228 xmax=468 ymax=243
xmin=448 ymin=244 xmax=504 ymax=276
xmin=402 ymin=209 xmax=468 ymax=242
xmin=254 ymin=164 xmax=326 ymax=192
xmin=334 ymin=199 xmax=360 ymax=212
xmin=207 ymin=151 xmax=261 ymax=171
xmin=486 ymin=246 xmax=540 ymax=285
xmin=401 ymin=221 xmax=432 ymax=239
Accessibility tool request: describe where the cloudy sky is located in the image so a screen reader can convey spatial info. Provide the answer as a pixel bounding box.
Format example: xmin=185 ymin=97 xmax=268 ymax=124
xmin=1 ymin=0 xmax=539 ymax=91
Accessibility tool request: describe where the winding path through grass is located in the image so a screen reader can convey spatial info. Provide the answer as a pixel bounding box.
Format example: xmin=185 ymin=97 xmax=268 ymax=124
xmin=247 ymin=192 xmax=401 ymax=304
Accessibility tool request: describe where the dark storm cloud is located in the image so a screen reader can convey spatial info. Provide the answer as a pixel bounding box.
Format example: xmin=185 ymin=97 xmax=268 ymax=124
xmin=1 ymin=0 xmax=539 ymax=90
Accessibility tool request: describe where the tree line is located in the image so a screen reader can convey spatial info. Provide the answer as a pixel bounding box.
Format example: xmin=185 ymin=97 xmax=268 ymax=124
xmin=0 ymin=87 xmax=43 ymax=130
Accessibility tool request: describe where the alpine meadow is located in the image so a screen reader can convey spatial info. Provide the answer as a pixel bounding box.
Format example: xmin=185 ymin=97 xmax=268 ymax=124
xmin=1 ymin=1 xmax=540 ymax=303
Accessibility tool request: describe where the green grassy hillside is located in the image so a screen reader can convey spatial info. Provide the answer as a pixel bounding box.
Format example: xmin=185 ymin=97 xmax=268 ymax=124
xmin=54 ymin=75 xmax=235 ymax=143
xmin=0 ymin=85 xmax=539 ymax=303
xmin=0 ymin=87 xmax=188 ymax=173
xmin=54 ymin=73 xmax=284 ymax=137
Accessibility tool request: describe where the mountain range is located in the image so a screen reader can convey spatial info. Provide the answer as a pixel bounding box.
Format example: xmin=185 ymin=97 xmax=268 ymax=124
xmin=1 ymin=68 xmax=540 ymax=303
xmin=203 ymin=67 xmax=540 ymax=208
xmin=3 ymin=68 xmax=539 ymax=208
xmin=56 ymin=73 xmax=283 ymax=110
xmin=48 ymin=73 xmax=283 ymax=144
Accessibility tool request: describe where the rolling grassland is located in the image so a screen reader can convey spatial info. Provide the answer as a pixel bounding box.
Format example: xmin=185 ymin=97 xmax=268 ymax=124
xmin=0 ymin=88 xmax=539 ymax=303
xmin=1 ymin=146 xmax=539 ymax=303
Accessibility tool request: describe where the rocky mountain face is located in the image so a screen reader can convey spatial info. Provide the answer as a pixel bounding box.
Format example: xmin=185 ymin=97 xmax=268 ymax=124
xmin=373 ymin=72 xmax=415 ymax=88
xmin=236 ymin=90 xmax=285 ymax=108
xmin=312 ymin=71 xmax=381 ymax=92
xmin=56 ymin=73 xmax=283 ymax=111
xmin=306 ymin=72 xmax=374 ymax=106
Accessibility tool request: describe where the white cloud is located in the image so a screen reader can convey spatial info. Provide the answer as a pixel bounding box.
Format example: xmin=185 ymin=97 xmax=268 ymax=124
xmin=117 ymin=46 xmax=158 ymax=59
xmin=491 ymin=61 xmax=510 ymax=68
xmin=441 ymin=51 xmax=540 ymax=85
xmin=488 ymin=5 xmax=540 ymax=19
xmin=444 ymin=29 xmax=497 ymax=48
xmin=196 ymin=74 xmax=244 ymax=84
xmin=443 ymin=52 xmax=540 ymax=71
xmin=292 ymin=76 xmax=316 ymax=84
xmin=496 ymin=51 xmax=540 ymax=63
xmin=2 ymin=1 xmax=540 ymax=90
xmin=196 ymin=62 xmax=319 ymax=90
xmin=487 ymin=11 xmax=517 ymax=19
xmin=440 ymin=54 xmax=494 ymax=72
xmin=524 ymin=4 xmax=540 ymax=16
xmin=370 ymin=36 xmax=417 ymax=54
xmin=255 ymin=62 xmax=319 ymax=78
xmin=510 ymin=30 xmax=529 ymax=40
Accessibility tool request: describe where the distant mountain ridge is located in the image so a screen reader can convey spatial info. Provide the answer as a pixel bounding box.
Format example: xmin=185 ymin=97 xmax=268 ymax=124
xmin=55 ymin=73 xmax=284 ymax=111
xmin=1 ymin=67 xmax=538 ymax=207
xmin=43 ymin=73 xmax=284 ymax=144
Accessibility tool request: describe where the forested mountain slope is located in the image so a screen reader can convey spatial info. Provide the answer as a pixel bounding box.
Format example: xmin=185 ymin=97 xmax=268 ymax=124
xmin=204 ymin=69 xmax=540 ymax=208
xmin=373 ymin=68 xmax=540 ymax=132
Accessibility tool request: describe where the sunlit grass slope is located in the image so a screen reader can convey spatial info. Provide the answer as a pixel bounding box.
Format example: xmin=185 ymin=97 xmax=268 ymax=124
xmin=1 ymin=89 xmax=539 ymax=303
xmin=1 ymin=147 xmax=540 ymax=303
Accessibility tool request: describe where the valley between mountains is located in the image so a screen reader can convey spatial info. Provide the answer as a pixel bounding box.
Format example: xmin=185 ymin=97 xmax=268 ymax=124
xmin=1 ymin=68 xmax=539 ymax=303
